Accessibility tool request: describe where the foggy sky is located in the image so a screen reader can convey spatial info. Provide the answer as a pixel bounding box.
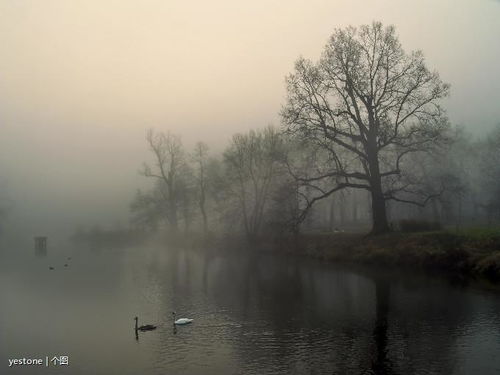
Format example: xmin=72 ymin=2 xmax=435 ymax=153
xmin=0 ymin=0 xmax=499 ymax=238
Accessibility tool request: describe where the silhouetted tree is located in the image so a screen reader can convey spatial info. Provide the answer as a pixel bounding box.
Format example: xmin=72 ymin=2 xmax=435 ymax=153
xmin=479 ymin=124 xmax=500 ymax=222
xmin=129 ymin=185 xmax=165 ymax=231
xmin=223 ymin=126 xmax=285 ymax=241
xmin=140 ymin=129 xmax=187 ymax=233
xmin=192 ymin=142 xmax=210 ymax=234
xmin=282 ymin=22 xmax=450 ymax=234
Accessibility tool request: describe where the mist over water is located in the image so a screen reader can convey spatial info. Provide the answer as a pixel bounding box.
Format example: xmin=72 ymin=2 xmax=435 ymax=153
xmin=1 ymin=243 xmax=499 ymax=375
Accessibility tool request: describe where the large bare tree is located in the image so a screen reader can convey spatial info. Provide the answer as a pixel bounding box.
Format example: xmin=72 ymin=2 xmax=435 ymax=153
xmin=282 ymin=22 xmax=450 ymax=234
xmin=141 ymin=129 xmax=186 ymax=232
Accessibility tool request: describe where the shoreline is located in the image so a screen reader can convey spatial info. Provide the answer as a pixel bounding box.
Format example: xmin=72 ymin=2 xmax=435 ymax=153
xmin=71 ymin=227 xmax=500 ymax=284
xmin=198 ymin=230 xmax=500 ymax=283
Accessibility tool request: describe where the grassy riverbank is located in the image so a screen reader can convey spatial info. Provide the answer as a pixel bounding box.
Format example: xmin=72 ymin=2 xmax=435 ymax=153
xmin=173 ymin=226 xmax=500 ymax=281
xmin=72 ymin=225 xmax=500 ymax=281
xmin=263 ymin=227 xmax=500 ymax=281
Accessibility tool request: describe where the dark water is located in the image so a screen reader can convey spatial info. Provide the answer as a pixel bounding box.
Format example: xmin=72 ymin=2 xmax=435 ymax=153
xmin=1 ymin=241 xmax=500 ymax=375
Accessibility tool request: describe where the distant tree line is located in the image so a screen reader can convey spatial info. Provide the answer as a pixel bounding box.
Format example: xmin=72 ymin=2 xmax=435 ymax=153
xmin=130 ymin=22 xmax=500 ymax=239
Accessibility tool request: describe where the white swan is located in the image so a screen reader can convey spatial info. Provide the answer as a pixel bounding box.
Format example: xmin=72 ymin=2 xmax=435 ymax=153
xmin=172 ymin=311 xmax=193 ymax=325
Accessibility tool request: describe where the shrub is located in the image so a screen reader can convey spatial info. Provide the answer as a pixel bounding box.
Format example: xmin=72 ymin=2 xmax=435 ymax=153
xmin=398 ymin=219 xmax=442 ymax=232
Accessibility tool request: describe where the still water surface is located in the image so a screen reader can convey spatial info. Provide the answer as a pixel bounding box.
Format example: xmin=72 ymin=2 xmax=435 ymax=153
xmin=1 ymin=241 xmax=499 ymax=374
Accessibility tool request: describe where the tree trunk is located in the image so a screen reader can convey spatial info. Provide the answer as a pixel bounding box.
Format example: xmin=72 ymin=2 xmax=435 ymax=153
xmin=329 ymin=195 xmax=336 ymax=230
xmin=199 ymin=189 xmax=208 ymax=234
xmin=370 ymin=186 xmax=390 ymax=234
xmin=198 ymin=162 xmax=208 ymax=235
xmin=367 ymin=142 xmax=390 ymax=235
xmin=339 ymin=192 xmax=346 ymax=227
xmin=352 ymin=190 xmax=358 ymax=224
xmin=168 ymin=182 xmax=178 ymax=233
xmin=200 ymin=201 xmax=208 ymax=234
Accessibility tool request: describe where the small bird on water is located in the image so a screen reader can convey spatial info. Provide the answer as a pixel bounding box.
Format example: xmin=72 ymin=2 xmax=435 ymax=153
xmin=134 ymin=317 xmax=157 ymax=332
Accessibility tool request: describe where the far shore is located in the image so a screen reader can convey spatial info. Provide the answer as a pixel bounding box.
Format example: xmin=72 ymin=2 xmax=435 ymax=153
xmin=194 ymin=228 xmax=500 ymax=283
xmin=72 ymin=226 xmax=500 ymax=283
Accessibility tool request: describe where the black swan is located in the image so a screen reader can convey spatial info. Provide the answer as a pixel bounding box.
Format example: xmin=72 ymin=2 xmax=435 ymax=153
xmin=134 ymin=317 xmax=157 ymax=331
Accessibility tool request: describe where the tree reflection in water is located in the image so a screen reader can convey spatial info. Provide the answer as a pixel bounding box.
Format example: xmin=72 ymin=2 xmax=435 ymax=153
xmin=139 ymin=248 xmax=498 ymax=375
xmin=370 ymin=277 xmax=394 ymax=375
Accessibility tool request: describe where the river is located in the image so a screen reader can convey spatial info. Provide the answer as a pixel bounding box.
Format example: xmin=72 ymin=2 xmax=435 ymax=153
xmin=1 ymin=240 xmax=499 ymax=374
